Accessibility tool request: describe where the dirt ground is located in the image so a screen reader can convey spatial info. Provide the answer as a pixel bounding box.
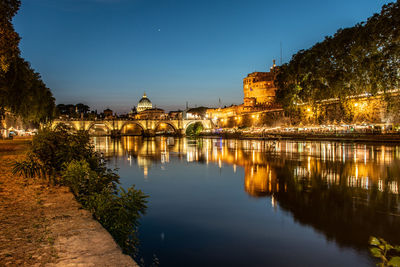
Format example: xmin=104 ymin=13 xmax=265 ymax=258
xmin=0 ymin=140 xmax=137 ymax=266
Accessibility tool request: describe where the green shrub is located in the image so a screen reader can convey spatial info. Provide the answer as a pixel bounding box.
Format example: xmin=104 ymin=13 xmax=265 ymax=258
xmin=12 ymin=153 xmax=45 ymax=179
xmin=369 ymin=236 xmax=400 ymax=266
xmin=12 ymin=123 xmax=148 ymax=255
xmin=30 ymin=124 xmax=95 ymax=181
xmin=86 ymin=187 xmax=147 ymax=254
xmin=62 ymin=159 xmax=119 ymax=206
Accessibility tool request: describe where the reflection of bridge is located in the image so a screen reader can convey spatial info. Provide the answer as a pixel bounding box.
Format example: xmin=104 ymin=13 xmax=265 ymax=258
xmin=52 ymin=119 xmax=214 ymax=136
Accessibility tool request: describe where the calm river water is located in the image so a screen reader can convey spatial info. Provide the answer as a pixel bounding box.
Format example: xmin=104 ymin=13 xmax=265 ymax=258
xmin=93 ymin=136 xmax=400 ymax=266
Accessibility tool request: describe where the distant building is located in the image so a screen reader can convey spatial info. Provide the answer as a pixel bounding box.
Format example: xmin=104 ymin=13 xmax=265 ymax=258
xmin=205 ymin=61 xmax=280 ymax=124
xmin=128 ymin=107 xmax=137 ymax=119
xmin=137 ymin=93 xmax=153 ymax=112
xmin=103 ymin=108 xmax=113 ymax=119
xmin=136 ymin=108 xmax=166 ymax=120
xmin=186 ymin=107 xmax=208 ymax=119
xmin=169 ymin=110 xmax=182 ymax=120
xmin=206 ymin=105 xmax=243 ymax=120
xmin=243 ymin=60 xmax=278 ymax=108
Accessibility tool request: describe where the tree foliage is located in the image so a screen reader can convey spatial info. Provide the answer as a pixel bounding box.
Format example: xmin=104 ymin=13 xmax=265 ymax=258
xmin=276 ymin=2 xmax=400 ymax=114
xmin=0 ymin=0 xmax=55 ymax=124
xmin=0 ymin=0 xmax=20 ymax=73
xmin=369 ymin=237 xmax=400 ymax=266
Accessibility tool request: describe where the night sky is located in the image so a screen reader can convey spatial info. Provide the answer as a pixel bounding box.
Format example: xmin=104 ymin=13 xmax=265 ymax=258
xmin=13 ymin=0 xmax=393 ymax=113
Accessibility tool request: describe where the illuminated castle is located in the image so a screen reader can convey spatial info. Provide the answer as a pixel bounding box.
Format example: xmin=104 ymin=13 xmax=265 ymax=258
xmin=243 ymin=60 xmax=278 ymax=107
xmin=206 ymin=61 xmax=280 ymax=120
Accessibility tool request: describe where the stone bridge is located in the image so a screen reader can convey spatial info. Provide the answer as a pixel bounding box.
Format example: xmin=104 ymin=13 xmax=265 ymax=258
xmin=52 ymin=119 xmax=214 ymax=136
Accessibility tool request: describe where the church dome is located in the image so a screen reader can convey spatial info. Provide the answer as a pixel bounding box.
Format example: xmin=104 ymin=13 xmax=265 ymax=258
xmin=137 ymin=93 xmax=153 ymax=112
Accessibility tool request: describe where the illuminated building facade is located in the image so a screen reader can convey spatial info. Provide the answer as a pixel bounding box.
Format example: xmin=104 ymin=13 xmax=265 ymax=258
xmin=135 ymin=92 xmax=167 ymax=119
xmin=135 ymin=108 xmax=166 ymax=120
xmin=206 ymin=61 xmax=281 ymax=124
xmin=137 ymin=93 xmax=153 ymax=112
xmin=243 ymin=60 xmax=278 ymax=108
xmin=103 ymin=108 xmax=113 ymax=119
xmin=206 ymin=105 xmax=243 ymax=120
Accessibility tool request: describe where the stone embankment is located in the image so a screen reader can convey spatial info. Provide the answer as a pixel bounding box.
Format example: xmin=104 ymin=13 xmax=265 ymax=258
xmin=0 ymin=140 xmax=137 ymax=267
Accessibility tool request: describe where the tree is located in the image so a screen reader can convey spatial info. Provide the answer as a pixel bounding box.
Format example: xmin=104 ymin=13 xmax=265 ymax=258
xmin=275 ymin=1 xmax=400 ymax=123
xmin=0 ymin=0 xmax=55 ymax=125
xmin=76 ymin=103 xmax=90 ymax=115
xmin=0 ymin=0 xmax=21 ymax=73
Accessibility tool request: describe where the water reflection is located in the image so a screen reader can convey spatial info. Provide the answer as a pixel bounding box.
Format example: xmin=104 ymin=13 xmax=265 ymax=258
xmin=93 ymin=136 xmax=400 ymax=262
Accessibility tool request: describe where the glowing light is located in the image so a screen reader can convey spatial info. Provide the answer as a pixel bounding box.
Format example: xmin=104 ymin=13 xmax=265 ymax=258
xmin=271 ymin=195 xmax=277 ymax=209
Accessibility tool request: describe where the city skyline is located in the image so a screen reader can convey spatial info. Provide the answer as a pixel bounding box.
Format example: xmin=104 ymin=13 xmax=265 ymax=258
xmin=14 ymin=0 xmax=393 ymax=113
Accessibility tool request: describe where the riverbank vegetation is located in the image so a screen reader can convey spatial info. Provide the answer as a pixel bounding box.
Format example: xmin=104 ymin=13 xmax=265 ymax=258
xmin=276 ymin=1 xmax=400 ymax=124
xmin=370 ymin=237 xmax=400 ymax=266
xmin=12 ymin=125 xmax=148 ymax=255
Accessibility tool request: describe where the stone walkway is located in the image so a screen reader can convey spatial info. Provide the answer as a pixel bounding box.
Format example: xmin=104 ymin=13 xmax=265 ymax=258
xmin=44 ymin=186 xmax=137 ymax=267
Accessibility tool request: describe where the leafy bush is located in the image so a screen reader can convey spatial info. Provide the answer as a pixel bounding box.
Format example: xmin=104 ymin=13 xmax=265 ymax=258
xmin=86 ymin=187 xmax=147 ymax=254
xmin=62 ymin=159 xmax=118 ymax=206
xmin=12 ymin=124 xmax=148 ymax=254
xmin=12 ymin=153 xmax=45 ymax=179
xmin=30 ymin=124 xmax=95 ymax=180
xmin=369 ymin=237 xmax=400 ymax=266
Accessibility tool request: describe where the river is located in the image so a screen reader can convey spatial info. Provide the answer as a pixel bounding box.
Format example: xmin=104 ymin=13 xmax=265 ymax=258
xmin=92 ymin=136 xmax=400 ymax=266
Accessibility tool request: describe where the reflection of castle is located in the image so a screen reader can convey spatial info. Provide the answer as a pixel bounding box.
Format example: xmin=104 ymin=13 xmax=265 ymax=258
xmin=244 ymin=164 xmax=279 ymax=197
xmin=93 ymin=137 xmax=400 ymax=196
xmin=92 ymin=136 xmax=400 ymax=253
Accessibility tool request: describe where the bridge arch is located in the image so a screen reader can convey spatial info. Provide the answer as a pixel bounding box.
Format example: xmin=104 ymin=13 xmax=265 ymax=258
xmin=184 ymin=120 xmax=205 ymax=130
xmin=120 ymin=122 xmax=145 ymax=135
xmin=87 ymin=122 xmax=111 ymax=136
xmin=154 ymin=122 xmax=178 ymax=135
xmin=184 ymin=121 xmax=205 ymax=135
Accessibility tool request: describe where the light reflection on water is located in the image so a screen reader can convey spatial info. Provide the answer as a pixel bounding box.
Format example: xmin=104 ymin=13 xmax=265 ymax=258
xmin=93 ymin=136 xmax=400 ymax=266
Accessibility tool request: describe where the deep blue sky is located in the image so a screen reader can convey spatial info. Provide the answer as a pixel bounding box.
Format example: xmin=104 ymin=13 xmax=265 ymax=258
xmin=14 ymin=0 xmax=393 ymax=113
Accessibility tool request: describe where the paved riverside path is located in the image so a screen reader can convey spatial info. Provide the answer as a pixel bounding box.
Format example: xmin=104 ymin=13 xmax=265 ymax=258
xmin=45 ymin=187 xmax=138 ymax=267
